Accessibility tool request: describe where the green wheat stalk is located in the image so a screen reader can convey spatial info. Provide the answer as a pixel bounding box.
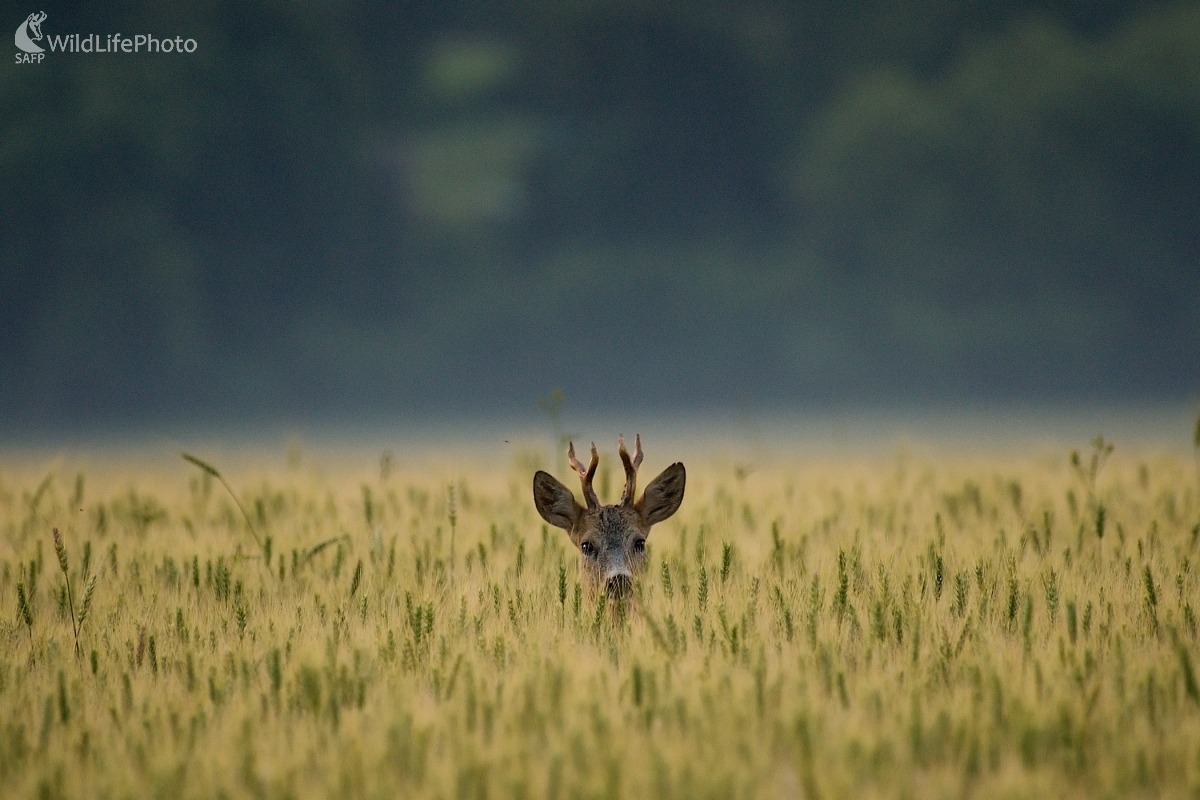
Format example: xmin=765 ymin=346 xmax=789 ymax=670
xmin=78 ymin=574 xmax=96 ymax=631
xmin=52 ymin=528 xmax=82 ymax=658
xmin=300 ymin=536 xmax=346 ymax=567
xmin=17 ymin=581 xmax=33 ymax=648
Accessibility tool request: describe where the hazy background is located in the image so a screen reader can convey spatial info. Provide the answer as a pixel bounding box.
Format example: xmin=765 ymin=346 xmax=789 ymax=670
xmin=3 ymin=0 xmax=1198 ymax=440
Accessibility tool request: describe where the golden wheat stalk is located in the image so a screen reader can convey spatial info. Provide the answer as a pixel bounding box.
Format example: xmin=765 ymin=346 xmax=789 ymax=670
xmin=52 ymin=528 xmax=82 ymax=658
xmin=182 ymin=452 xmax=266 ymax=560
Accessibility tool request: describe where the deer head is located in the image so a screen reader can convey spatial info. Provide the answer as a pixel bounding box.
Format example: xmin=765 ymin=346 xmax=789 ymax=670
xmin=533 ymin=435 xmax=685 ymax=599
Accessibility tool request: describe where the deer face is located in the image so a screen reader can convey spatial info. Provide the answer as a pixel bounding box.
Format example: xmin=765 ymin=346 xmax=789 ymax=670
xmin=533 ymin=436 xmax=685 ymax=599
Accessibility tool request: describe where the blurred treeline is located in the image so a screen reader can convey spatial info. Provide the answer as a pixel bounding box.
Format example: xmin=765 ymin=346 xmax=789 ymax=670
xmin=2 ymin=1 xmax=1198 ymax=428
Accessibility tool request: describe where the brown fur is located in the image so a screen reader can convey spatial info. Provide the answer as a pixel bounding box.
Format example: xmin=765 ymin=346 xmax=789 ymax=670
xmin=533 ymin=436 xmax=685 ymax=598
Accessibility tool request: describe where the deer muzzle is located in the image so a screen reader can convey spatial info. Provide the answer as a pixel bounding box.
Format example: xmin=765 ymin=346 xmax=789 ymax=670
xmin=605 ymin=572 xmax=633 ymax=600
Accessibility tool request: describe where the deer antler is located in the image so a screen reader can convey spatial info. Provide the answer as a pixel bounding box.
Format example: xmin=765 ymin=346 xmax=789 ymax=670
xmin=618 ymin=434 xmax=643 ymax=506
xmin=567 ymin=441 xmax=600 ymax=508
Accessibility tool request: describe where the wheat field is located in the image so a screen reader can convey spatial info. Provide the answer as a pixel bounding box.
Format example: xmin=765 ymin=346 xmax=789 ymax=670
xmin=2 ymin=434 xmax=1199 ymax=799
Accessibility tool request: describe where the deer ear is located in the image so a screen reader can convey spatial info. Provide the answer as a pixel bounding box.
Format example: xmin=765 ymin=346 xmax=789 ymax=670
xmin=637 ymin=463 xmax=685 ymax=526
xmin=533 ymin=471 xmax=582 ymax=531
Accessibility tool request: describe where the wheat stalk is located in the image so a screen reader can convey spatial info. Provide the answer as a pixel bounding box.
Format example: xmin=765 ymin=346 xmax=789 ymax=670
xmin=16 ymin=581 xmax=33 ymax=648
xmin=182 ymin=452 xmax=267 ymax=564
xmin=52 ymin=528 xmax=82 ymax=658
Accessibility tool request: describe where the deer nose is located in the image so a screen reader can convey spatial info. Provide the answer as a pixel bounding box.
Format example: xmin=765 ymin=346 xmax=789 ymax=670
xmin=605 ymin=573 xmax=633 ymax=600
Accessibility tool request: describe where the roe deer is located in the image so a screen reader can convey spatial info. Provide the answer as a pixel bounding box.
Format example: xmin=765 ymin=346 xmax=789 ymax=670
xmin=533 ymin=435 xmax=685 ymax=599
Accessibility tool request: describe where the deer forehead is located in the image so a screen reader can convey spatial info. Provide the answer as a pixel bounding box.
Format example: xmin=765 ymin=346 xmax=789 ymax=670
xmin=578 ymin=506 xmax=642 ymax=546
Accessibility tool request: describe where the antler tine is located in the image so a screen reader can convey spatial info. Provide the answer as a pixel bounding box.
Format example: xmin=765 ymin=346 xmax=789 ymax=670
xmin=567 ymin=441 xmax=600 ymax=508
xmin=618 ymin=434 xmax=644 ymax=506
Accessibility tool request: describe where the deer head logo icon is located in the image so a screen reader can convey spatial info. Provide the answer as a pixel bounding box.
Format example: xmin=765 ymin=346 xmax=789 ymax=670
xmin=16 ymin=11 xmax=47 ymax=53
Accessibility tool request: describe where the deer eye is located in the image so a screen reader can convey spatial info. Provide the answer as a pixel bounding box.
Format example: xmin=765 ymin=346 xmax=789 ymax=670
xmin=580 ymin=541 xmax=596 ymax=557
xmin=634 ymin=538 xmax=646 ymax=553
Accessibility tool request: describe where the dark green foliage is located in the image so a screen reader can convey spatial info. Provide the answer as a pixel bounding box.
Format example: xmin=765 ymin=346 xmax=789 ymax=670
xmin=17 ymin=583 xmax=32 ymax=632
xmin=1144 ymin=566 xmax=1158 ymax=632
xmin=3 ymin=3 xmax=1198 ymax=424
xmin=267 ymin=649 xmax=282 ymax=695
xmin=1180 ymin=643 xmax=1200 ymax=705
